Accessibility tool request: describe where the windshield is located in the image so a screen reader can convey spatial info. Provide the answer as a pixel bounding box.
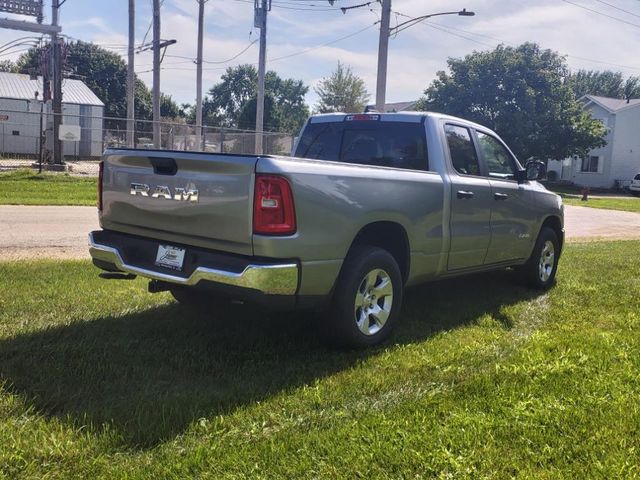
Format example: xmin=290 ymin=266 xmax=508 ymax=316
xmin=294 ymin=120 xmax=428 ymax=171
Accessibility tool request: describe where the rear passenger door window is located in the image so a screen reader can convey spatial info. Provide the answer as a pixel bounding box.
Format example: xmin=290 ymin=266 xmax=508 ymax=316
xmin=444 ymin=124 xmax=481 ymax=176
xmin=476 ymin=131 xmax=517 ymax=180
xmin=294 ymin=120 xmax=428 ymax=171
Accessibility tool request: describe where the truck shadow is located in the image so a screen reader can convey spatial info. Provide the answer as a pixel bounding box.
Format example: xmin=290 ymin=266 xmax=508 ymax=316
xmin=0 ymin=270 xmax=542 ymax=449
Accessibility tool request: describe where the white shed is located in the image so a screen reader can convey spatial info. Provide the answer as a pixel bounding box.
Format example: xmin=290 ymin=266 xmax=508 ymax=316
xmin=0 ymin=72 xmax=104 ymax=158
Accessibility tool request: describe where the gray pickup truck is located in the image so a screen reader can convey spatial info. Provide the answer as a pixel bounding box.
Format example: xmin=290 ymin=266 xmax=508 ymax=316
xmin=89 ymin=112 xmax=563 ymax=346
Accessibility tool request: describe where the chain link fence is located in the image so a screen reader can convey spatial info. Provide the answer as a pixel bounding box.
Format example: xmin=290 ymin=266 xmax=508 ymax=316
xmin=0 ymin=109 xmax=296 ymax=177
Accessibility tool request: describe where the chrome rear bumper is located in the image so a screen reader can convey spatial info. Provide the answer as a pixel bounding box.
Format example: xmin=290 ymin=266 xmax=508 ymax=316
xmin=88 ymin=232 xmax=299 ymax=295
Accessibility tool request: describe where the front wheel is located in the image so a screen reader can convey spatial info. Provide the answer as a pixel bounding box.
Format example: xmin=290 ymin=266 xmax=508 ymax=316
xmin=522 ymin=227 xmax=560 ymax=289
xmin=325 ymin=246 xmax=403 ymax=348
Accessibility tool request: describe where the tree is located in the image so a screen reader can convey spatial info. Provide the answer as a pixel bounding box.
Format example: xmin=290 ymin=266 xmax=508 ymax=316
xmin=18 ymin=41 xmax=129 ymax=119
xmin=267 ymin=76 xmax=309 ymax=133
xmin=160 ymin=93 xmax=182 ymax=119
xmin=14 ymin=40 xmax=180 ymax=124
xmin=0 ymin=60 xmax=16 ymax=73
xmin=569 ymin=69 xmax=640 ymax=100
xmin=203 ymin=64 xmax=309 ymax=133
xmin=237 ymin=94 xmax=279 ymax=131
xmin=624 ymin=77 xmax=640 ymax=100
xmin=417 ymin=43 xmax=606 ymax=160
xmin=314 ymin=62 xmax=369 ymax=113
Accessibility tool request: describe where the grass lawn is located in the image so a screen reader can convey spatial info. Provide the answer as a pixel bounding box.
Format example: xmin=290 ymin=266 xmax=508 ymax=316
xmin=1 ymin=241 xmax=639 ymax=478
xmin=562 ymin=196 xmax=640 ymax=213
xmin=544 ymin=183 xmax=640 ymax=213
xmin=0 ymin=169 xmax=96 ymax=206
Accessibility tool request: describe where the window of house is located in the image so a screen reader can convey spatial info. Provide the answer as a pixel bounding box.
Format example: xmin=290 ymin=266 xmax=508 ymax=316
xmin=444 ymin=124 xmax=480 ymax=176
xmin=476 ymin=131 xmax=517 ymax=179
xmin=580 ymin=155 xmax=601 ymax=173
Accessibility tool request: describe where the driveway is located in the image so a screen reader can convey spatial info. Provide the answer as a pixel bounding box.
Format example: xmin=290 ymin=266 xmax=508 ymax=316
xmin=563 ymin=205 xmax=640 ymax=240
xmin=0 ymin=204 xmax=639 ymax=261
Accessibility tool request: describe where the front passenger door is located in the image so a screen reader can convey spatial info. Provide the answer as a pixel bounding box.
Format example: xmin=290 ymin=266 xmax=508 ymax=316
xmin=445 ymin=124 xmax=493 ymax=270
xmin=475 ymin=131 xmax=536 ymax=264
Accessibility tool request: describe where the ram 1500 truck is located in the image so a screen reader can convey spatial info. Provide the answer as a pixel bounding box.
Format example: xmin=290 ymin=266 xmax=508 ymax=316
xmin=89 ymin=112 xmax=563 ymax=347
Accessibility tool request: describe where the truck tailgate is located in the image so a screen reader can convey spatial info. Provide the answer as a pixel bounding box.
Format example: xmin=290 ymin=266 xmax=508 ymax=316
xmin=100 ymin=150 xmax=257 ymax=256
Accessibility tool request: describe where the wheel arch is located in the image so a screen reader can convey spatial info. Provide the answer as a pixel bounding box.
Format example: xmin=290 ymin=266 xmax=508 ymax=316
xmin=541 ymin=215 xmax=564 ymax=254
xmin=346 ymin=221 xmax=411 ymax=284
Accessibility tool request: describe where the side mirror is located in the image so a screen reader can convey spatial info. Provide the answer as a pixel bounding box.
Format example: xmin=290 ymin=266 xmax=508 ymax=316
xmin=519 ymin=160 xmax=546 ymax=183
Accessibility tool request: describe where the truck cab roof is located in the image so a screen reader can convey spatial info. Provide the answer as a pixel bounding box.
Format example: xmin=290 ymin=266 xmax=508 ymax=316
xmin=306 ymin=111 xmax=490 ymax=132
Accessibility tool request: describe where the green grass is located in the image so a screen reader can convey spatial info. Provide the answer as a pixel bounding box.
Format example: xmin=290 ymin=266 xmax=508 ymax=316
xmin=562 ymin=196 xmax=640 ymax=213
xmin=544 ymin=183 xmax=640 ymax=213
xmin=1 ymin=242 xmax=640 ymax=478
xmin=0 ymin=169 xmax=96 ymax=206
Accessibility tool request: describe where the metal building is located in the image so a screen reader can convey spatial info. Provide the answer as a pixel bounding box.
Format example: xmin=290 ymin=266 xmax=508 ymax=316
xmin=0 ymin=71 xmax=104 ymax=158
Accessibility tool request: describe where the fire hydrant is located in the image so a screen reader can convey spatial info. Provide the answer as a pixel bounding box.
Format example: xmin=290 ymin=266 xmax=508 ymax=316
xmin=581 ymin=186 xmax=590 ymax=201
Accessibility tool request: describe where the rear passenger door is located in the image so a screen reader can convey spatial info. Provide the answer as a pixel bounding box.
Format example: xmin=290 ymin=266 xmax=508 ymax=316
xmin=444 ymin=124 xmax=493 ymax=271
xmin=475 ymin=130 xmax=536 ymax=264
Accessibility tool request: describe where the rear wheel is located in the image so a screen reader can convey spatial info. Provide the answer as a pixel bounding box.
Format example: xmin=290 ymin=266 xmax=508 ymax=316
xmin=325 ymin=246 xmax=403 ymax=348
xmin=522 ymin=227 xmax=560 ymax=289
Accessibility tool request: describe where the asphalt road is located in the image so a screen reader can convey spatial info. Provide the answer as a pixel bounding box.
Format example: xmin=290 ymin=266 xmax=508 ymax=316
xmin=0 ymin=205 xmax=98 ymax=261
xmin=0 ymin=204 xmax=639 ymax=261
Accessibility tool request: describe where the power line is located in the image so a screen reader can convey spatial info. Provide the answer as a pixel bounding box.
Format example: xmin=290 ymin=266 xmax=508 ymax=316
xmin=162 ymin=40 xmax=258 ymax=64
xmin=232 ymin=0 xmax=338 ymax=10
xmin=559 ymin=0 xmax=640 ymax=29
xmin=589 ymin=0 xmax=640 ymax=19
xmin=270 ymin=22 xmax=377 ymax=62
xmin=134 ymin=22 xmax=376 ymax=72
xmin=393 ymin=11 xmax=640 ymax=73
xmin=421 ymin=22 xmax=494 ymax=48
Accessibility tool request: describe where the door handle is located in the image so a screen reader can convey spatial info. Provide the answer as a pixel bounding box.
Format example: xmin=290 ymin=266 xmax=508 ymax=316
xmin=494 ymin=192 xmax=509 ymax=200
xmin=457 ymin=190 xmax=474 ymax=199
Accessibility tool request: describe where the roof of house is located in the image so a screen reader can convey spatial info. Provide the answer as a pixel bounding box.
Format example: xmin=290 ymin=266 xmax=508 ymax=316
xmin=365 ymin=100 xmax=418 ymax=113
xmin=580 ymin=94 xmax=640 ymax=113
xmin=0 ymin=72 xmax=104 ymax=106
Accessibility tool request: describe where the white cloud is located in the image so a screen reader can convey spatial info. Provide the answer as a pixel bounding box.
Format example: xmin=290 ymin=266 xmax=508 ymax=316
xmin=3 ymin=0 xmax=639 ymax=111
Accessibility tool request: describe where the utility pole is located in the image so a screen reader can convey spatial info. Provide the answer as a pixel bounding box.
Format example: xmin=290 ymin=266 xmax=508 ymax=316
xmin=51 ymin=0 xmax=63 ymax=165
xmin=195 ymin=0 xmax=206 ymax=151
xmin=152 ymin=0 xmax=161 ymax=148
xmin=374 ymin=4 xmax=474 ymax=113
xmin=254 ymin=0 xmax=270 ymax=155
xmin=127 ymin=0 xmax=135 ymax=147
xmin=375 ymin=0 xmax=391 ymax=113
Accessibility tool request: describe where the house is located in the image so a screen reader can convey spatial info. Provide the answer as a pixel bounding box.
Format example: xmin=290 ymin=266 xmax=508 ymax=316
xmin=0 ymin=72 xmax=104 ymax=158
xmin=548 ymin=95 xmax=640 ymax=188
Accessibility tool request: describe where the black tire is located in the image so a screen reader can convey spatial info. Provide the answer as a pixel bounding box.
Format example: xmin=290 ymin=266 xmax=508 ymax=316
xmin=522 ymin=227 xmax=560 ymax=290
xmin=324 ymin=245 xmax=403 ymax=348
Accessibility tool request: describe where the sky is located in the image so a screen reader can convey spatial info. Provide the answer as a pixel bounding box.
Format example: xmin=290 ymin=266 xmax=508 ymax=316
xmin=0 ymin=0 xmax=639 ymax=109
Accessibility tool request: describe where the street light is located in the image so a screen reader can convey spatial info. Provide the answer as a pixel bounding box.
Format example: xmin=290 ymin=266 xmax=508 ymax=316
xmin=375 ymin=3 xmax=475 ymax=112
xmin=390 ymin=9 xmax=475 ymax=35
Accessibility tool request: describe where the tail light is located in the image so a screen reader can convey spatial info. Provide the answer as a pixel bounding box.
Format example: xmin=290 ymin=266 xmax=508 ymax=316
xmin=253 ymin=174 xmax=296 ymax=235
xmin=98 ymin=160 xmax=104 ymax=211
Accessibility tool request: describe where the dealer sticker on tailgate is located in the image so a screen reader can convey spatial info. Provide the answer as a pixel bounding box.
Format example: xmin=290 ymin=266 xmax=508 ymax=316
xmin=155 ymin=244 xmax=186 ymax=271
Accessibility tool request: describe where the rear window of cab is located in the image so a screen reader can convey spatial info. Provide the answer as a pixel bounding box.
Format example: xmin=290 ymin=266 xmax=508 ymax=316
xmin=294 ymin=118 xmax=428 ymax=171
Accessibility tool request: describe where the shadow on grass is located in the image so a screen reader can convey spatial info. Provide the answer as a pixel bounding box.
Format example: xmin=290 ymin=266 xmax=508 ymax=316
xmin=0 ymin=270 xmax=541 ymax=448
